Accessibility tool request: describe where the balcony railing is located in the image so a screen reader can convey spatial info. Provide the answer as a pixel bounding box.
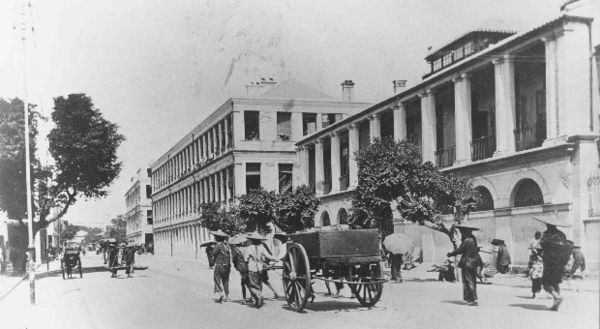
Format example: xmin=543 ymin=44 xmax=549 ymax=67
xmin=323 ymin=180 xmax=332 ymax=194
xmin=339 ymin=175 xmax=349 ymax=191
xmin=471 ymin=136 xmax=496 ymax=161
xmin=514 ymin=124 xmax=545 ymax=151
xmin=435 ymin=146 xmax=456 ymax=168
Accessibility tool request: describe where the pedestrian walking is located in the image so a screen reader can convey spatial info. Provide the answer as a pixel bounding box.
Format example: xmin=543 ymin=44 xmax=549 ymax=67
xmin=389 ymin=252 xmax=404 ymax=283
xmin=529 ymin=245 xmax=543 ymax=298
xmin=569 ymin=246 xmax=585 ymax=278
xmin=205 ymin=244 xmax=215 ymax=269
xmin=447 ymin=224 xmax=481 ymax=306
xmin=122 ymin=243 xmax=137 ymax=278
xmin=493 ymin=239 xmax=511 ymax=274
xmin=533 ymin=216 xmax=573 ymax=311
xmin=244 ymin=232 xmax=279 ymax=308
xmin=527 ymin=231 xmax=542 ymax=276
xmin=211 ymin=230 xmax=231 ymax=303
xmin=107 ymin=241 xmax=119 ymax=278
xmin=229 ymin=235 xmax=251 ymax=304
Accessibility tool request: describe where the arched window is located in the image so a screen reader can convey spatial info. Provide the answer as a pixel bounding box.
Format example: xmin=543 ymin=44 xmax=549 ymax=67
xmin=321 ymin=212 xmax=331 ymax=226
xmin=338 ymin=208 xmax=349 ymax=225
xmin=473 ymin=186 xmax=494 ymax=211
xmin=512 ymin=178 xmax=544 ymax=207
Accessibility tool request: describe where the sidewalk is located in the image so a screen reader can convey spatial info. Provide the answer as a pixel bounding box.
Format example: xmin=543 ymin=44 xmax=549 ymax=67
xmin=0 ymin=260 xmax=62 ymax=302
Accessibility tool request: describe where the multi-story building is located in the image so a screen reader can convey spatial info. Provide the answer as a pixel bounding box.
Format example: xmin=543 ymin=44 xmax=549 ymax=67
xmin=297 ymin=13 xmax=600 ymax=267
xmin=125 ymin=168 xmax=154 ymax=246
xmin=150 ymin=79 xmax=370 ymax=260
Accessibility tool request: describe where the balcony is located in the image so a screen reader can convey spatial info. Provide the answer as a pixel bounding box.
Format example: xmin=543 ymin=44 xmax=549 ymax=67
xmin=514 ymin=124 xmax=545 ymax=151
xmin=323 ymin=180 xmax=332 ymax=194
xmin=339 ymin=175 xmax=349 ymax=191
xmin=435 ymin=146 xmax=456 ymax=168
xmin=471 ymin=136 xmax=496 ymax=161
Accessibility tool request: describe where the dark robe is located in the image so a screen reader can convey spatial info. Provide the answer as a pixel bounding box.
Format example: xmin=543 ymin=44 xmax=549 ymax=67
xmin=540 ymin=227 xmax=572 ymax=293
xmin=212 ymin=242 xmax=231 ymax=295
xmin=448 ymin=236 xmax=480 ymax=303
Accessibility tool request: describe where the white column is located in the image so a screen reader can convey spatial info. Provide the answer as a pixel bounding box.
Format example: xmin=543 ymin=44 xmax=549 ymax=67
xmin=223 ymin=118 xmax=229 ymax=150
xmin=420 ymin=90 xmax=437 ymax=163
xmin=314 ymin=140 xmax=324 ymax=195
xmin=291 ymin=112 xmax=303 ymax=141
xmin=234 ymin=163 xmax=246 ymax=196
xmin=369 ymin=113 xmax=381 ymax=142
xmin=393 ymin=103 xmax=407 ymax=141
xmin=299 ymin=146 xmax=310 ymax=186
xmin=493 ymin=55 xmax=517 ymax=156
xmin=348 ymin=124 xmax=359 ymax=188
xmin=556 ymin=22 xmax=592 ymax=135
xmin=330 ymin=133 xmax=341 ymax=193
xmin=233 ymin=111 xmax=244 ymax=144
xmin=453 ymin=73 xmax=473 ymax=164
xmin=224 ymin=168 xmax=230 ymax=206
xmin=215 ymin=123 xmax=221 ymax=155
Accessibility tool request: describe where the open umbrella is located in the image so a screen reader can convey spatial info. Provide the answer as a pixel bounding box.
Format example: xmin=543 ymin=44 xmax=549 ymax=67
xmin=200 ymin=241 xmax=216 ymax=248
xmin=228 ymin=234 xmax=247 ymax=245
xmin=383 ymin=232 xmax=415 ymax=255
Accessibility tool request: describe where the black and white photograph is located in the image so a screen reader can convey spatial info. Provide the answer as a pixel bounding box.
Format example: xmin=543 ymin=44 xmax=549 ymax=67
xmin=0 ymin=0 xmax=599 ymax=328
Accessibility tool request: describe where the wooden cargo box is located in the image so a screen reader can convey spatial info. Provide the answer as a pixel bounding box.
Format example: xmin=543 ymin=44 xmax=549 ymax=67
xmin=288 ymin=229 xmax=380 ymax=264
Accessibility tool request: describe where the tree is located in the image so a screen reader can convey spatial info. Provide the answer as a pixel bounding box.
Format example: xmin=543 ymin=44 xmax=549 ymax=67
xmin=106 ymin=215 xmax=126 ymax=241
xmin=60 ymin=222 xmax=80 ymax=241
xmin=199 ymin=202 xmax=245 ymax=236
xmin=0 ymin=98 xmax=41 ymax=221
xmin=275 ymin=185 xmax=321 ymax=233
xmin=350 ymin=137 xmax=476 ymax=249
xmin=235 ymin=188 xmax=279 ymax=233
xmin=84 ymin=227 xmax=104 ymax=244
xmin=0 ymin=94 xmax=125 ymax=234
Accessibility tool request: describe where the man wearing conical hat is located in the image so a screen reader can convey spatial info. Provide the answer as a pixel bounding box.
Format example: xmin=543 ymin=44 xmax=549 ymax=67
xmin=533 ymin=216 xmax=573 ymax=311
xmin=211 ymin=230 xmax=231 ymax=303
xmin=244 ymin=232 xmax=279 ymax=308
xmin=447 ymin=224 xmax=482 ymax=306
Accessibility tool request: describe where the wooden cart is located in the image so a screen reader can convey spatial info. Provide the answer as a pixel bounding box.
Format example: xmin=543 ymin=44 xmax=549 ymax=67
xmin=61 ymin=248 xmax=82 ymax=279
xmin=281 ymin=228 xmax=385 ymax=312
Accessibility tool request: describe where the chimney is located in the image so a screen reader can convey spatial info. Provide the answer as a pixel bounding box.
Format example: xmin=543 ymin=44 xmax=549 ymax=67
xmin=341 ymin=80 xmax=355 ymax=102
xmin=246 ymin=77 xmax=277 ymax=97
xmin=393 ymin=80 xmax=407 ymax=94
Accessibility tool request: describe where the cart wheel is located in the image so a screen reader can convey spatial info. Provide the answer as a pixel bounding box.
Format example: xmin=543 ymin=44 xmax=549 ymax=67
xmin=61 ymin=260 xmax=65 ymax=280
xmin=282 ymin=243 xmax=311 ymax=312
xmin=349 ymin=264 xmax=383 ymax=307
xmin=78 ymin=258 xmax=83 ymax=278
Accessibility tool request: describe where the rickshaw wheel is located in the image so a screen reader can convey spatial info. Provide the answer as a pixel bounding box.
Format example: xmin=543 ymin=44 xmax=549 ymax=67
xmin=349 ymin=264 xmax=383 ymax=307
xmin=78 ymin=258 xmax=83 ymax=278
xmin=282 ymin=243 xmax=311 ymax=312
xmin=60 ymin=259 xmax=65 ymax=280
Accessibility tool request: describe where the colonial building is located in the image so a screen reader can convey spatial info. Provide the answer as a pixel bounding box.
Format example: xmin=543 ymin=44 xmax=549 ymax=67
xmin=125 ymin=168 xmax=154 ymax=246
xmin=297 ymin=14 xmax=600 ymax=267
xmin=150 ymin=79 xmax=370 ymax=260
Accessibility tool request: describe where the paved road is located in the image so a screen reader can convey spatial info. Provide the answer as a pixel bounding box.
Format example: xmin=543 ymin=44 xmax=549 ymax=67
xmin=1 ymin=254 xmax=598 ymax=329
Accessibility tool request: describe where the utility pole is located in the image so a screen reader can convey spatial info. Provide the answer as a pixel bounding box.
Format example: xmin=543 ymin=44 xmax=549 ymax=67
xmin=15 ymin=0 xmax=36 ymax=305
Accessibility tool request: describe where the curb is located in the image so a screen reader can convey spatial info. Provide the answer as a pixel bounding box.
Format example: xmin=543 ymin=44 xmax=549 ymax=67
xmin=0 ymin=262 xmax=59 ymax=303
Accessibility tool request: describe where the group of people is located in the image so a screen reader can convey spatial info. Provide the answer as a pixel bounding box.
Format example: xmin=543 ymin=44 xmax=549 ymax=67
xmin=449 ymin=215 xmax=576 ymax=311
xmin=105 ymin=240 xmax=138 ymax=278
xmin=210 ymin=230 xmax=282 ymax=308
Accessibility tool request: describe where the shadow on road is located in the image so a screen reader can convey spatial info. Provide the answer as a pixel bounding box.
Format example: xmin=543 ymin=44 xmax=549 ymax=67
xmin=509 ymin=303 xmax=549 ymax=311
xmin=36 ymin=266 xmax=148 ymax=280
xmin=441 ymin=300 xmax=469 ymax=306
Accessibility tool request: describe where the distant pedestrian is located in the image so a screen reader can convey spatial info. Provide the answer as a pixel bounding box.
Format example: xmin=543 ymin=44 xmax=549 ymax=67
xmin=447 ymin=224 xmax=481 ymax=306
xmin=211 ymin=230 xmax=231 ymax=303
xmin=533 ymin=216 xmax=573 ymax=311
xmin=389 ymin=252 xmax=404 ymax=283
xmin=569 ymin=246 xmax=585 ymax=278
xmin=230 ymin=238 xmax=251 ymax=304
xmin=122 ymin=244 xmax=137 ymax=278
xmin=107 ymin=242 xmax=119 ymax=278
xmin=493 ymin=239 xmax=511 ymax=274
xmin=529 ymin=246 xmax=543 ymax=298
xmin=244 ymin=232 xmax=278 ymax=308
xmin=205 ymin=244 xmax=215 ymax=269
xmin=527 ymin=231 xmax=542 ymax=275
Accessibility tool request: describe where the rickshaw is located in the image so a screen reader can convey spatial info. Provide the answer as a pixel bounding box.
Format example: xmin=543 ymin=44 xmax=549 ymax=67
xmin=280 ymin=228 xmax=386 ymax=312
xmin=61 ymin=246 xmax=82 ymax=279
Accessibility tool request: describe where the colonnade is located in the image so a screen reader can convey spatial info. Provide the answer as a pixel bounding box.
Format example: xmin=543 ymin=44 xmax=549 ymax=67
xmin=154 ymin=224 xmax=211 ymax=260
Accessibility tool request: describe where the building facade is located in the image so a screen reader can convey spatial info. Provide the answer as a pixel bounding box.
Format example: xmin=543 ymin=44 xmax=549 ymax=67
xmin=150 ymin=79 xmax=370 ymax=260
xmin=297 ymin=14 xmax=600 ymax=267
xmin=125 ymin=168 xmax=154 ymax=246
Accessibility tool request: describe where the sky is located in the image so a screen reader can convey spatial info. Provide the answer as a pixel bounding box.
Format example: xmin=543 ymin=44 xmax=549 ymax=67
xmin=0 ymin=0 xmax=569 ymax=227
